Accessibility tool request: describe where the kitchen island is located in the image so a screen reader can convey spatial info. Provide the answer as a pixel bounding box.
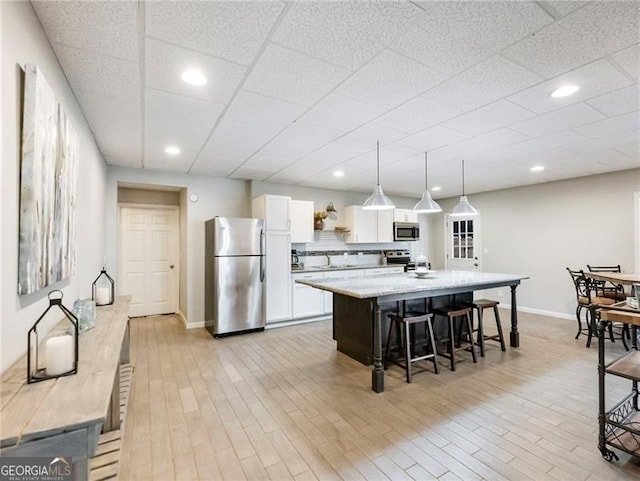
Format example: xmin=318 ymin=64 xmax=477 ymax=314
xmin=296 ymin=270 xmax=528 ymax=393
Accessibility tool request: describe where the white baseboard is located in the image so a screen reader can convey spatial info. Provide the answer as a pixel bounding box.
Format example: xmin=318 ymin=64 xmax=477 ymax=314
xmin=499 ymin=304 xmax=575 ymax=321
xmin=176 ymin=310 xmax=204 ymax=329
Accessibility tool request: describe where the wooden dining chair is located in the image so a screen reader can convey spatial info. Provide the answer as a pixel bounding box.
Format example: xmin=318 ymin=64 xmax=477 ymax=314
xmin=566 ymin=268 xmax=622 ymax=347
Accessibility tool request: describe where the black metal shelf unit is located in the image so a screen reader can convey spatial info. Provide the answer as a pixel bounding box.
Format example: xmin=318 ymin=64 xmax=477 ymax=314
xmin=598 ymin=316 xmax=640 ymax=461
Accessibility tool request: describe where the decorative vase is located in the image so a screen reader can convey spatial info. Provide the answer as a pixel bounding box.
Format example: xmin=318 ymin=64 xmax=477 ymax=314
xmin=314 ymin=218 xmax=324 ymax=230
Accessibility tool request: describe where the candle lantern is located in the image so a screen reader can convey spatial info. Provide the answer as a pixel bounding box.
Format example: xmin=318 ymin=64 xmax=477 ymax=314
xmin=28 ymin=290 xmax=79 ymax=383
xmin=92 ymin=267 xmax=114 ymax=306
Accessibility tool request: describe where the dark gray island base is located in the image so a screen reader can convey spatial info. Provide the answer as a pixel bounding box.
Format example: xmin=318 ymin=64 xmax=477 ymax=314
xmin=296 ymin=271 xmax=528 ymax=393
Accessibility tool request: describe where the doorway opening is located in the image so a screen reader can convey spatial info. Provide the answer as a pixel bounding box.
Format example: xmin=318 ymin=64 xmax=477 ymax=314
xmin=117 ymin=185 xmax=183 ymax=319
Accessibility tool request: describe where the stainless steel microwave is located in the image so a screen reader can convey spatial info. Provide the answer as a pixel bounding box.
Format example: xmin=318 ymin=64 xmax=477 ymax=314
xmin=393 ymin=222 xmax=420 ymax=241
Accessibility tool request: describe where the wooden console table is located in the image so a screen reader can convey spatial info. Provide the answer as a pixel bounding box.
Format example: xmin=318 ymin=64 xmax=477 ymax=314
xmin=0 ymin=296 xmax=131 ymax=481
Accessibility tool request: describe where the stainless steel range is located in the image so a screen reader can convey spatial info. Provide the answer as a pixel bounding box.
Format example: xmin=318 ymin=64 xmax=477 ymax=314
xmin=384 ymin=250 xmax=415 ymax=271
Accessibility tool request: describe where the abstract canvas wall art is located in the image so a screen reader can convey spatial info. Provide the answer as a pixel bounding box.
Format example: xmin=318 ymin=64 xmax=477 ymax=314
xmin=18 ymin=64 xmax=78 ymax=295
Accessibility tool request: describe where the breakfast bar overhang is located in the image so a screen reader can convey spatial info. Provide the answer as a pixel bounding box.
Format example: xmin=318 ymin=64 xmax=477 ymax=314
xmin=297 ymin=271 xmax=529 ymax=393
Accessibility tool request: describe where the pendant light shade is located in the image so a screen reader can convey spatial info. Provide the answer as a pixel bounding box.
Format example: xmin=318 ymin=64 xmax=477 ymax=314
xmin=450 ymin=159 xmax=478 ymax=216
xmin=413 ymin=152 xmax=442 ymax=213
xmin=363 ymin=141 xmax=395 ymax=210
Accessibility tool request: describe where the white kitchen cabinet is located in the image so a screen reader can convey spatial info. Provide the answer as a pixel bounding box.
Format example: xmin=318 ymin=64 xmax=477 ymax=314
xmin=292 ymin=272 xmax=324 ymax=318
xmin=265 ymin=231 xmax=291 ymax=323
xmin=321 ymin=269 xmax=367 ymax=313
xmin=290 ymin=200 xmax=314 ymax=243
xmin=252 ymin=194 xmax=290 ymax=231
xmin=394 ymin=209 xmax=418 ymax=223
xmin=376 ymin=209 xmax=394 ymax=243
xmin=344 ymin=206 xmax=393 ymax=243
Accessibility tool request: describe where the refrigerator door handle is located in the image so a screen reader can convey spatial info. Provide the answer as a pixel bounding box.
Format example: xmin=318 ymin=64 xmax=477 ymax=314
xmin=260 ymin=229 xmax=265 ymax=282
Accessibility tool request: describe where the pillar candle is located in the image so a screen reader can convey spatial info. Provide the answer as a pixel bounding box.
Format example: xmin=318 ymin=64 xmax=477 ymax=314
xmin=96 ymin=287 xmax=110 ymax=305
xmin=46 ymin=335 xmax=74 ymax=376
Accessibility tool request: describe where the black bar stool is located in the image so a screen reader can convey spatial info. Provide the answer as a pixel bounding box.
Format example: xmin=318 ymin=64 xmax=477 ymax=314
xmin=468 ymin=299 xmax=506 ymax=356
xmin=432 ymin=305 xmax=477 ymax=371
xmin=384 ymin=311 xmax=439 ymax=383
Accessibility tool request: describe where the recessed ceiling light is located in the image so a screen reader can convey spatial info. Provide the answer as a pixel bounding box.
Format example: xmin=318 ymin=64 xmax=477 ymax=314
xmin=333 ymin=170 xmax=344 ymax=177
xmin=530 ymin=165 xmax=544 ymax=172
xmin=550 ymin=85 xmax=579 ymax=98
xmin=164 ymin=145 xmax=180 ymax=155
xmin=431 ymin=186 xmax=441 ymax=192
xmin=181 ymin=70 xmax=207 ymax=86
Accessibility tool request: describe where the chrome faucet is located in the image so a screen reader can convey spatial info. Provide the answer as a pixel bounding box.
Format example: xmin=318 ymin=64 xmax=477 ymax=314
xmin=325 ymin=253 xmax=331 ymax=266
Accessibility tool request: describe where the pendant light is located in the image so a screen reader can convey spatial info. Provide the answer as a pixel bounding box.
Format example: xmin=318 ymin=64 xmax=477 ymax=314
xmin=362 ymin=141 xmax=395 ymax=210
xmin=450 ymin=159 xmax=478 ymax=216
xmin=413 ymin=151 xmax=442 ymax=213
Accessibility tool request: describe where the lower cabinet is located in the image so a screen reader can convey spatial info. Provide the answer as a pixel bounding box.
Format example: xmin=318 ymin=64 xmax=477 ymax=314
xmin=291 ymin=273 xmax=325 ymax=319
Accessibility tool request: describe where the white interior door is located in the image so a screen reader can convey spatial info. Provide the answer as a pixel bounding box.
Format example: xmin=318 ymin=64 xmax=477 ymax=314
xmin=445 ymin=214 xmax=482 ymax=271
xmin=119 ymin=207 xmax=178 ymax=317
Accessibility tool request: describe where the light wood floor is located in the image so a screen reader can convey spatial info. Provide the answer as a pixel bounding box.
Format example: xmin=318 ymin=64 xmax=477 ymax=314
xmin=119 ymin=311 xmax=640 ymax=480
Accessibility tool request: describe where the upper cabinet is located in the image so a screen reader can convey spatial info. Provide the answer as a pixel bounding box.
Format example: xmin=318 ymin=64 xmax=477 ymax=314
xmin=344 ymin=206 xmax=393 ymax=243
xmin=290 ymin=200 xmax=314 ymax=243
xmin=252 ymin=194 xmax=290 ymax=231
xmin=394 ymin=209 xmax=418 ymax=223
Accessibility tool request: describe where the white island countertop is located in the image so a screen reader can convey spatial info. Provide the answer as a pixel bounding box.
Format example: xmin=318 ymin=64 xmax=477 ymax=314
xmin=295 ymin=270 xmax=529 ymax=299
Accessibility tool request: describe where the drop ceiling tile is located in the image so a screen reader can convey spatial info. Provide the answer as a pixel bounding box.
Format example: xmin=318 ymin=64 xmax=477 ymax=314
xmin=336 ymin=49 xmax=446 ymax=109
xmin=373 ymin=97 xmax=461 ymax=134
xmin=507 ymin=60 xmax=632 ymax=114
xmin=616 ymin=142 xmax=640 ymax=158
xmin=103 ymin=155 xmax=142 ymax=169
xmin=611 ymin=44 xmax=640 ymax=81
xmin=542 ymin=1 xmax=587 ymax=17
xmin=33 ymin=1 xmax=138 ymax=61
xmin=394 ymin=1 xmax=552 ymax=75
xmin=302 ymin=138 xmax=375 ymax=166
xmin=229 ymin=167 xmax=273 ymax=181
xmin=241 ymin=154 xmax=293 ymax=172
xmin=510 ymin=103 xmax=605 ymax=137
xmin=451 ymin=129 xmax=531 ymax=154
xmin=189 ymin=165 xmax=236 ymax=177
xmin=53 ymin=45 xmax=139 ymax=100
xmin=145 ymin=38 xmax=246 ymax=104
xmin=379 ymin=144 xmax=422 ymax=165
xmin=258 ymin=121 xmax=344 ymax=161
xmin=398 ymin=126 xmax=469 ymax=151
xmin=587 ymin=85 xmax=640 ymax=117
xmin=572 ymin=111 xmax=640 ymax=139
xmin=503 ymin=2 xmax=639 ymax=78
xmin=243 ymin=43 xmax=350 ymax=106
xmin=423 ymin=56 xmax=542 ymax=112
xmin=146 ymin=89 xmax=224 ymax=129
xmin=443 ymin=101 xmax=534 ymax=136
xmin=145 ymin=1 xmax=284 ymax=66
xmin=75 ymin=92 xmax=141 ymax=163
xmin=343 ymin=124 xmax=407 ymax=146
xmin=563 ymin=130 xmax=640 ymax=154
xmin=144 ymin=113 xmax=213 ymax=171
xmin=300 ymin=94 xmax=385 ymax=132
xmin=224 ymin=90 xmax=306 ymax=132
xmin=194 ymin=119 xmax=277 ymax=170
xmin=510 ymin=130 xmax=588 ymax=153
xmin=273 ymin=1 xmax=422 ymax=69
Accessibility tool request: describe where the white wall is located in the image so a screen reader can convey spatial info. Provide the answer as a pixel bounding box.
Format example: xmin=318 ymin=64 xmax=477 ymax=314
xmin=1 ymin=1 xmax=108 ymax=373
xmin=428 ymin=168 xmax=640 ymax=317
xmin=105 ymin=167 xmax=250 ymax=327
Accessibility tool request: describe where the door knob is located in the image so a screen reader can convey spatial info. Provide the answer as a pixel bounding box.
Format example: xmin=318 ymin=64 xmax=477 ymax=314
xmin=474 ymin=263 xmax=478 ymax=267
xmin=170 ymin=264 xmax=174 ymax=269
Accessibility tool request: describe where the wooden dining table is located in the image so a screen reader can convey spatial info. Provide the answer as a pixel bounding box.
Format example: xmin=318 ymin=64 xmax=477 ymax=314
xmin=583 ymin=271 xmax=640 ymax=286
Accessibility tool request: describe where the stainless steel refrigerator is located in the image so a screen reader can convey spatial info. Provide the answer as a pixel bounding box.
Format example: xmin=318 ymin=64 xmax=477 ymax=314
xmin=205 ymin=217 xmax=266 ymax=337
